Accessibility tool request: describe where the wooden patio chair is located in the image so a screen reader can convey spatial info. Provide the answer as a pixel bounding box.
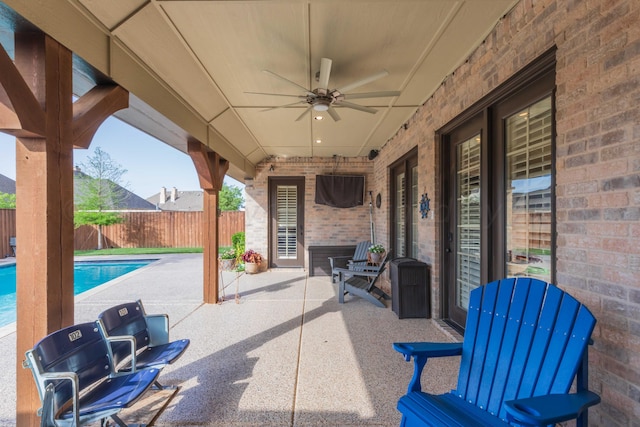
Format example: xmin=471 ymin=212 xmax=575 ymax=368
xmin=334 ymin=251 xmax=392 ymax=307
xmin=393 ymin=277 xmax=601 ymax=427
xmin=328 ymin=240 xmax=370 ymax=283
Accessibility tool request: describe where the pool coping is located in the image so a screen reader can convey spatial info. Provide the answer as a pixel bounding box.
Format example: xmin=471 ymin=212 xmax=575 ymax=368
xmin=0 ymin=254 xmax=166 ymax=338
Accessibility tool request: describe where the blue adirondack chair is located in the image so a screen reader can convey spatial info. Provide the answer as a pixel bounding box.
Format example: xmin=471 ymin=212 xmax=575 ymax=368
xmin=393 ymin=278 xmax=601 ymax=427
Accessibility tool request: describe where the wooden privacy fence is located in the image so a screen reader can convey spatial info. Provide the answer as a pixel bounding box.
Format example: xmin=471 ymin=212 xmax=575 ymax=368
xmin=0 ymin=209 xmax=16 ymax=257
xmin=0 ymin=210 xmax=245 ymax=253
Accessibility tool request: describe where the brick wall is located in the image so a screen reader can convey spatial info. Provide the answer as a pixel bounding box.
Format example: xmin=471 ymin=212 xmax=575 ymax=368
xmin=379 ymin=0 xmax=639 ymax=425
xmin=245 ymin=0 xmax=639 ymax=424
xmin=245 ymin=157 xmax=374 ymax=268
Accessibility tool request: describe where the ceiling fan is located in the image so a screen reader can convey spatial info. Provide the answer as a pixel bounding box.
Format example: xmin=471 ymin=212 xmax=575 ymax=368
xmin=247 ymin=58 xmax=401 ymax=122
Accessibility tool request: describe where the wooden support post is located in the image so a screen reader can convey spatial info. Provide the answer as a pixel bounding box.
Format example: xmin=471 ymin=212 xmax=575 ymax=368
xmin=0 ymin=32 xmax=128 ymax=426
xmin=188 ymin=139 xmax=229 ymax=304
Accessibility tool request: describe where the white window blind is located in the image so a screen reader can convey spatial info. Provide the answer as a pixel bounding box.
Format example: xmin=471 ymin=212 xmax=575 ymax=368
xmin=456 ymin=134 xmax=481 ymax=310
xmin=395 ymin=172 xmax=406 ymax=257
xmin=277 ymin=185 xmax=297 ymax=259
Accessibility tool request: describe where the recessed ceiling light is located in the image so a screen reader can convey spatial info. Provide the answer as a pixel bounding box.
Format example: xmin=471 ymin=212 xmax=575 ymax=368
xmin=315 ymin=139 xmax=322 ymax=144
xmin=314 ymin=115 xmax=324 ymax=121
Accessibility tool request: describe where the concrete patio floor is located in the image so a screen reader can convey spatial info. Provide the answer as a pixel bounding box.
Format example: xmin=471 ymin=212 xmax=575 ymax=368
xmin=0 ymin=253 xmax=461 ymax=426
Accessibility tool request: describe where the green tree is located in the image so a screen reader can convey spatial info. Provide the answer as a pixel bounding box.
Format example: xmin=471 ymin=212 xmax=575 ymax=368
xmin=219 ymin=182 xmax=244 ymax=211
xmin=74 ymin=147 xmax=129 ymax=250
xmin=0 ymin=192 xmax=16 ymax=208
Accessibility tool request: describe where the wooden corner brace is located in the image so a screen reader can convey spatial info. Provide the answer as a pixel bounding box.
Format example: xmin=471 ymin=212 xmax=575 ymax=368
xmin=188 ymin=139 xmax=229 ymax=192
xmin=0 ymin=38 xmax=128 ymax=144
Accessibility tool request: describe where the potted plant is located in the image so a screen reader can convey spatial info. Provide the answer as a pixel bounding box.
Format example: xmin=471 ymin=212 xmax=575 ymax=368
xmin=368 ymin=244 xmax=386 ymax=264
xmin=242 ymin=249 xmax=263 ymax=274
xmin=219 ymin=248 xmax=237 ymax=271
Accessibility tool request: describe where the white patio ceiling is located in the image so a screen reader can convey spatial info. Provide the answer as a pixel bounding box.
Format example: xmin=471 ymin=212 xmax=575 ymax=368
xmin=2 ymin=0 xmax=517 ymax=181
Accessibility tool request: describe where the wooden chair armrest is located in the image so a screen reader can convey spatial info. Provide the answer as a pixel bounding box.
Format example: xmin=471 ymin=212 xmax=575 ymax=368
xmin=504 ymin=391 xmax=601 ymax=426
xmin=393 ymin=342 xmax=463 ymax=359
xmin=393 ymin=342 xmax=463 ymax=393
xmin=329 ymin=256 xmax=351 ymax=269
xmin=328 ymin=255 xmax=353 ymax=261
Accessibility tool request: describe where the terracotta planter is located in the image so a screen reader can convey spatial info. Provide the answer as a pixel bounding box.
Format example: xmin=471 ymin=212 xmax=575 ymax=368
xmin=368 ymin=252 xmax=385 ymax=264
xmin=245 ymin=262 xmax=260 ymax=274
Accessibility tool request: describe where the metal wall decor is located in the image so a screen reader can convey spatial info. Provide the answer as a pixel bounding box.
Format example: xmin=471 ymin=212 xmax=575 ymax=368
xmin=419 ymin=193 xmax=430 ymax=218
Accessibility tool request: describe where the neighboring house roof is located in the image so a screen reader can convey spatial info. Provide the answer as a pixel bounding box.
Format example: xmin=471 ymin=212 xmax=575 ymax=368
xmin=74 ymin=169 xmax=156 ymax=210
xmin=0 ymin=174 xmax=16 ymax=194
xmin=147 ymin=188 xmax=203 ymax=211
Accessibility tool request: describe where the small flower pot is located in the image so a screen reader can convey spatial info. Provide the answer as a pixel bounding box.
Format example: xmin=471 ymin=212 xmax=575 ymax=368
xmin=245 ymin=262 xmax=260 ymax=274
xmin=368 ymin=252 xmax=384 ymax=264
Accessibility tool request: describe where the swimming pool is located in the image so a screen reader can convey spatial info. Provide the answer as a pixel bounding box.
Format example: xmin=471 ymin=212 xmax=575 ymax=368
xmin=0 ymin=260 xmax=155 ymax=327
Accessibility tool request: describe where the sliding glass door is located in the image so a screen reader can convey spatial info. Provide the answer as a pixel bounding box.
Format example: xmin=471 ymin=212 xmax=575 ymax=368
xmin=441 ymin=52 xmax=555 ymax=329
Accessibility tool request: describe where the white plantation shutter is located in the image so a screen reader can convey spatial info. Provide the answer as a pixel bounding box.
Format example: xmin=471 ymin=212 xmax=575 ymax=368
xmin=456 ymin=134 xmax=481 ymax=309
xmin=277 ymin=185 xmax=297 ymax=259
xmin=395 ymin=172 xmax=406 ymax=257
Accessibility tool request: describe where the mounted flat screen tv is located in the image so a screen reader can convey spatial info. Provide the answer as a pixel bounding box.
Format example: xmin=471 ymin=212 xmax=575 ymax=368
xmin=315 ymin=175 xmax=364 ymax=208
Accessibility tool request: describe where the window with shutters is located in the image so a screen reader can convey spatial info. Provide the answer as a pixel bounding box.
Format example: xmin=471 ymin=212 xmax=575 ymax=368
xmin=391 ymin=148 xmax=418 ymax=259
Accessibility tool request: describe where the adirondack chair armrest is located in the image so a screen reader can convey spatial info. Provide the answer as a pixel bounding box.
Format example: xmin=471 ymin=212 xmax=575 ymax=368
xmin=336 ymin=267 xmax=381 ymax=279
xmin=333 ymin=266 xmax=360 ymax=282
xmin=503 ymin=390 xmax=601 ymax=426
xmin=393 ymin=342 xmax=463 ymax=393
xmin=393 ymin=342 xmax=463 ymax=359
xmin=329 ymin=255 xmax=352 ymax=262
xmin=329 ymin=255 xmax=352 ymax=268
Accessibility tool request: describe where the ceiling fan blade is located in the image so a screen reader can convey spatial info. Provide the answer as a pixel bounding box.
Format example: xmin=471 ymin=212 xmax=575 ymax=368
xmin=327 ymin=107 xmax=341 ymax=122
xmin=295 ymin=106 xmax=313 ymax=121
xmin=339 ymin=101 xmax=378 ymax=114
xmin=318 ymin=58 xmax=332 ymax=91
xmin=344 ymin=90 xmax=401 ymax=100
xmin=336 ymin=70 xmax=390 ymax=93
xmin=246 ymin=91 xmax=306 ymax=99
xmin=263 ymin=70 xmax=314 ymax=96
xmin=260 ymin=100 xmax=307 ymax=112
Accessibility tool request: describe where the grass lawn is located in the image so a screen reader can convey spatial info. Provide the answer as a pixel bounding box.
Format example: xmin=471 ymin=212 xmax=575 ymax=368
xmin=74 ymin=247 xmax=204 ymax=256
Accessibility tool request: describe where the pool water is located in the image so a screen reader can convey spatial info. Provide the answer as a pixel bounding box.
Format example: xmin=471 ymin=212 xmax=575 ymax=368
xmin=0 ymin=260 xmax=154 ymax=327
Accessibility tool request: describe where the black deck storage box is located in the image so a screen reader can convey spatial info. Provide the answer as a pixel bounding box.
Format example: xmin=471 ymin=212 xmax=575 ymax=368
xmin=390 ymin=257 xmax=430 ymax=319
xmin=308 ymin=245 xmax=356 ymax=276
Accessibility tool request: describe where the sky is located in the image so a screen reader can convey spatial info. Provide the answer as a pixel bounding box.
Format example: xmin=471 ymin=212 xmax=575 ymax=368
xmin=0 ymin=116 xmax=242 ymax=199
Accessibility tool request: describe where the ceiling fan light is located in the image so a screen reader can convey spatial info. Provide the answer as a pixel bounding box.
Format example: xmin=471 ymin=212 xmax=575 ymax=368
xmin=313 ymin=103 xmax=329 ymax=111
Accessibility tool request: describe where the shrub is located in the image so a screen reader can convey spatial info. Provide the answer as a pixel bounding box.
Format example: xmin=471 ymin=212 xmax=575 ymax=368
xmin=232 ymin=231 xmax=245 ymax=260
